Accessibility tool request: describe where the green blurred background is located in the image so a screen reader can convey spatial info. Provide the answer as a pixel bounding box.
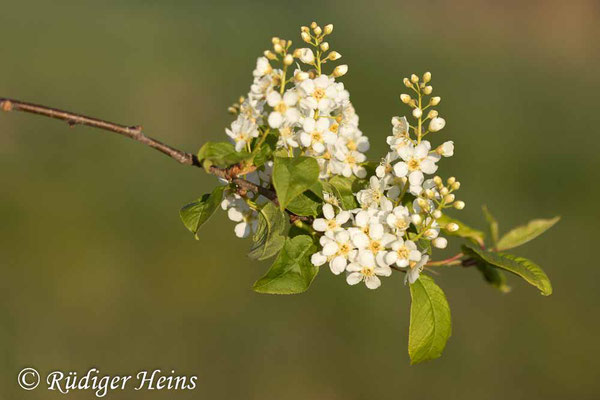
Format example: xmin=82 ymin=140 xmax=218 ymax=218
xmin=1 ymin=0 xmax=599 ymax=398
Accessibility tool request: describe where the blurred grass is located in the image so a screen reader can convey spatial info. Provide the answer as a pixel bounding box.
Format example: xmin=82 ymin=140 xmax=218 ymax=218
xmin=1 ymin=0 xmax=599 ymax=399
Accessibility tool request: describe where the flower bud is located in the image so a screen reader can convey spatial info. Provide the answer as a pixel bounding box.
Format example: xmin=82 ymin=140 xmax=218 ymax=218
xmin=423 ymin=72 xmax=432 ymax=82
xmin=433 ymin=237 xmax=447 ymax=249
xmin=400 ymin=94 xmax=411 ymax=104
xmin=313 ymin=26 xmax=322 ymax=35
xmin=454 ymin=201 xmax=465 ymax=210
xmin=452 ymin=181 xmax=461 ymax=190
xmin=263 ymin=50 xmax=277 ymax=60
xmin=432 ymin=209 xmax=442 ymax=219
xmin=433 ymin=176 xmax=442 ymax=186
xmin=429 ymin=117 xmax=446 ymax=132
xmin=411 ymin=214 xmax=422 ymax=225
xmin=410 ymin=74 xmax=419 ymax=83
xmin=301 ymin=31 xmax=311 ymax=43
xmin=271 ymin=37 xmax=279 ymax=44
xmin=431 ymin=96 xmax=441 ymax=105
xmin=423 ymin=85 xmax=433 ymax=95
xmin=444 ymin=194 xmax=455 ymax=203
xmin=437 ymin=141 xmax=454 ymax=157
xmin=324 ymin=24 xmax=334 ymax=35
xmin=447 ymin=176 xmax=456 ymax=185
xmin=301 ymin=26 xmax=309 ymax=32
xmin=297 ymin=48 xmax=315 ymax=64
xmin=440 ymin=187 xmax=449 ymax=196
xmin=273 ymin=43 xmax=283 ymax=53
xmin=333 ymin=64 xmax=348 ymax=78
xmin=403 ymin=78 xmax=412 ymax=87
xmin=294 ymin=70 xmax=309 ymax=82
xmin=320 ymin=42 xmax=329 ymax=51
xmin=412 ymin=108 xmax=423 ymax=118
xmin=427 ymin=110 xmax=439 ymax=119
xmin=425 ymin=189 xmax=436 ymax=199
xmin=446 ymin=222 xmax=459 ymax=232
xmin=327 ymin=51 xmax=342 ymax=60
xmin=310 ymin=21 xmax=318 ymax=29
xmin=283 ymin=54 xmax=294 ymax=66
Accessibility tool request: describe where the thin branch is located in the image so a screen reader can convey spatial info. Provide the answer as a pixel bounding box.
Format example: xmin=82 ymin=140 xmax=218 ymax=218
xmin=0 ymin=97 xmax=304 ymax=220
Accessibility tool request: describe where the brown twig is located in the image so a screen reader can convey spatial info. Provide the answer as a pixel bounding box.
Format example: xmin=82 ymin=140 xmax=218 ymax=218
xmin=0 ymin=97 xmax=307 ymax=221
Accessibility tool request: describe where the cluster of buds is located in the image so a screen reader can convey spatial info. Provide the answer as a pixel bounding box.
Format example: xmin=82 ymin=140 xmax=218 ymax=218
xmin=295 ymin=22 xmax=345 ymax=78
xmin=401 ymin=72 xmax=446 ymax=134
xmin=264 ymin=37 xmax=294 ymax=67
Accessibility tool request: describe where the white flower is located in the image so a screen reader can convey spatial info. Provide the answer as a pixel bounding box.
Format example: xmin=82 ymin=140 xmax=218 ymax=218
xmin=317 ymin=230 xmax=357 ymax=274
xmin=391 ymin=116 xmax=409 ymax=138
xmin=438 ymin=140 xmax=454 ymax=157
xmin=266 ymin=90 xmax=300 ymax=128
xmin=429 ymin=117 xmax=446 ymax=132
xmin=432 ymin=237 xmax=448 ymax=249
xmin=384 ymin=239 xmax=422 ymax=268
xmin=395 ymin=141 xmax=439 ymax=194
xmin=312 ymin=204 xmax=351 ymax=237
xmin=298 ymin=75 xmax=338 ymax=114
xmin=356 ymin=176 xmax=393 ymax=210
xmin=346 ymin=251 xmax=392 ymax=289
xmin=227 ymin=203 xmax=258 ymax=238
xmin=253 ymin=57 xmax=272 ymax=77
xmin=300 ymin=117 xmax=336 ymax=154
xmin=385 ymin=206 xmax=411 ymax=233
xmin=277 ymin=125 xmax=299 ymax=149
xmin=350 ymin=222 xmax=395 ymax=267
xmin=297 ymin=48 xmax=315 ymax=64
xmin=406 ymin=255 xmax=429 ymax=284
xmin=330 ymin=146 xmax=367 ymax=178
xmin=225 ymin=116 xmax=259 ymax=152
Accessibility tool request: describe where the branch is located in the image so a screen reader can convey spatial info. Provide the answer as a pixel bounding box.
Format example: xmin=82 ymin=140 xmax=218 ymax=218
xmin=0 ymin=97 xmax=301 ymax=220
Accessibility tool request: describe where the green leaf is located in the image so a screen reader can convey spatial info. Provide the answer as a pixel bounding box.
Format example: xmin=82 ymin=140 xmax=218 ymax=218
xmin=482 ymin=205 xmax=499 ymax=248
xmin=462 ymin=244 xmax=553 ymax=296
xmin=409 ymin=275 xmax=452 ymax=365
xmin=497 ymin=216 xmax=560 ymax=251
xmin=272 ymin=156 xmax=320 ymax=211
xmin=248 ymin=202 xmax=290 ymax=261
xmin=251 ymin=133 xmax=278 ymax=167
xmin=179 ymin=186 xmax=226 ymax=238
xmin=286 ymin=190 xmax=322 ymax=216
xmin=475 ymin=262 xmax=511 ymax=293
xmin=253 ymin=235 xmax=318 ymax=294
xmin=328 ymin=175 xmax=359 ymax=210
xmin=437 ymin=215 xmax=485 ymax=246
xmin=197 ymin=141 xmax=249 ymax=167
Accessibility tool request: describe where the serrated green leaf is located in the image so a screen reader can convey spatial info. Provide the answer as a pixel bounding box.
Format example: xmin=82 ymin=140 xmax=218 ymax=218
xmin=248 ymin=202 xmax=289 ymax=261
xmin=437 ymin=215 xmax=485 ymax=246
xmin=272 ymin=156 xmax=320 ymax=211
xmin=252 ymin=235 xmax=318 ymax=294
xmin=197 ymin=141 xmax=249 ymax=167
xmin=475 ymin=262 xmax=511 ymax=293
xmin=409 ymin=275 xmax=452 ymax=365
xmin=497 ymin=216 xmax=560 ymax=251
xmin=179 ymin=186 xmax=226 ymax=238
xmin=482 ymin=205 xmax=499 ymax=248
xmin=328 ymin=175 xmax=359 ymax=210
xmin=462 ymin=244 xmax=552 ymax=296
xmin=286 ymin=190 xmax=322 ymax=216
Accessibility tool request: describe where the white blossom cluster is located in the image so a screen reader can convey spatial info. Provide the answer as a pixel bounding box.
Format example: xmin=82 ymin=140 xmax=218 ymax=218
xmin=310 ymin=72 xmax=465 ymax=289
xmin=222 ymin=22 xmax=369 ymax=239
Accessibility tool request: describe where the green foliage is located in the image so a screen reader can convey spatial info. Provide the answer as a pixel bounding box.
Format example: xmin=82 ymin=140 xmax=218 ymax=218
xmin=409 ymin=275 xmax=452 ymax=364
xmin=248 ymin=202 xmax=290 ymax=261
xmin=438 ymin=215 xmax=485 ymax=246
xmin=462 ymin=244 xmax=552 ymax=296
xmin=251 ymin=132 xmax=278 ymax=167
xmin=328 ymin=175 xmax=359 ymax=210
xmin=197 ymin=141 xmax=249 ymax=168
xmin=482 ymin=205 xmax=499 ymax=248
xmin=497 ymin=216 xmax=560 ymax=251
xmin=286 ymin=190 xmax=322 ymax=217
xmin=180 ymin=186 xmax=226 ymax=238
xmin=272 ymin=156 xmax=320 ymax=211
xmin=252 ymin=235 xmax=318 ymax=294
xmin=475 ymin=262 xmax=511 ymax=293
